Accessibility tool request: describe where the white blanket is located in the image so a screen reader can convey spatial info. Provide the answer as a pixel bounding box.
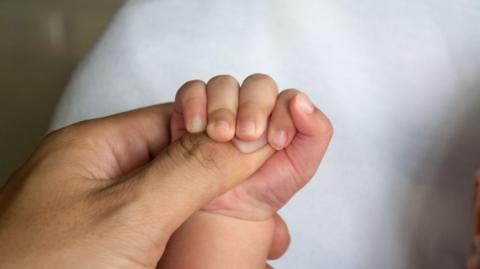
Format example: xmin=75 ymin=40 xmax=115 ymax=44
xmin=50 ymin=1 xmax=480 ymax=268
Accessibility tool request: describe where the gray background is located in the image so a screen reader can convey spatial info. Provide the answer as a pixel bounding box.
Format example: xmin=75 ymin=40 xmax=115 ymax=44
xmin=49 ymin=1 xmax=480 ymax=268
xmin=0 ymin=0 xmax=124 ymax=184
xmin=2 ymin=1 xmax=480 ymax=268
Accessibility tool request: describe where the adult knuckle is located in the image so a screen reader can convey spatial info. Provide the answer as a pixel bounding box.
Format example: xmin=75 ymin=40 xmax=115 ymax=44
xmin=188 ymin=136 xmax=220 ymax=171
xmin=164 ymin=135 xmax=225 ymax=194
xmin=164 ymin=136 xmax=190 ymax=164
xmin=178 ymin=134 xmax=197 ymax=156
xmin=171 ymin=135 xmax=221 ymax=172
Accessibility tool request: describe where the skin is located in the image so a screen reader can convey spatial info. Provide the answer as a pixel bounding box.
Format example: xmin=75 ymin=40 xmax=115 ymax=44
xmin=0 ymin=104 xmax=277 ymax=269
xmin=162 ymin=74 xmax=333 ymax=268
xmin=171 ymin=74 xmax=333 ymax=220
xmin=0 ymin=74 xmax=333 ymax=268
xmin=468 ymin=170 xmax=480 ymax=269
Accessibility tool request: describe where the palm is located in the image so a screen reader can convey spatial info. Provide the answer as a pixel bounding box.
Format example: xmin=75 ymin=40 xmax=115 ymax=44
xmin=203 ymin=125 xmax=330 ymax=221
xmin=203 ymin=146 xmax=303 ymax=220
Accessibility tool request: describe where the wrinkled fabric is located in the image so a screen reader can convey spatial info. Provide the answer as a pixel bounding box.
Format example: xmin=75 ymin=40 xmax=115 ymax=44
xmin=50 ymin=1 xmax=480 ymax=268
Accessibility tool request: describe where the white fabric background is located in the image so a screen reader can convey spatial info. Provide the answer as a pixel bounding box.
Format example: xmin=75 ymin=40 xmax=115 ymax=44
xmin=50 ymin=0 xmax=480 ymax=268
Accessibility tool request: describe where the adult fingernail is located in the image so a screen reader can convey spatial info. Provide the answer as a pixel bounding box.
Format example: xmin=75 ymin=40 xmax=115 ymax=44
xmin=238 ymin=121 xmax=256 ymax=136
xmin=272 ymin=130 xmax=287 ymax=150
xmin=295 ymin=93 xmax=314 ymax=114
xmin=188 ymin=115 xmax=204 ymax=133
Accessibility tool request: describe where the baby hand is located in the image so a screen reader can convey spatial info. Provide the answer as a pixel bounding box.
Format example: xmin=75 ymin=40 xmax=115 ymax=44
xmin=170 ymin=74 xmax=333 ymax=220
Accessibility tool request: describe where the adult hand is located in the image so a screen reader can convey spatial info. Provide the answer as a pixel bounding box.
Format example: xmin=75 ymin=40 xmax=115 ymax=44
xmin=0 ymin=104 xmax=274 ymax=269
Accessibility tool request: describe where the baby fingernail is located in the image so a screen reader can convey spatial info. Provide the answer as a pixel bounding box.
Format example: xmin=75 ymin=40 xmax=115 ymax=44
xmin=238 ymin=121 xmax=256 ymax=136
xmin=188 ymin=115 xmax=204 ymax=133
xmin=213 ymin=120 xmax=230 ymax=131
xmin=296 ymin=93 xmax=314 ymax=114
xmin=272 ymin=130 xmax=287 ymax=150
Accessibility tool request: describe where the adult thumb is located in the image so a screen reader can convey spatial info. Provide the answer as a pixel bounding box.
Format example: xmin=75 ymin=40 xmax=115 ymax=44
xmin=128 ymin=132 xmax=274 ymax=234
